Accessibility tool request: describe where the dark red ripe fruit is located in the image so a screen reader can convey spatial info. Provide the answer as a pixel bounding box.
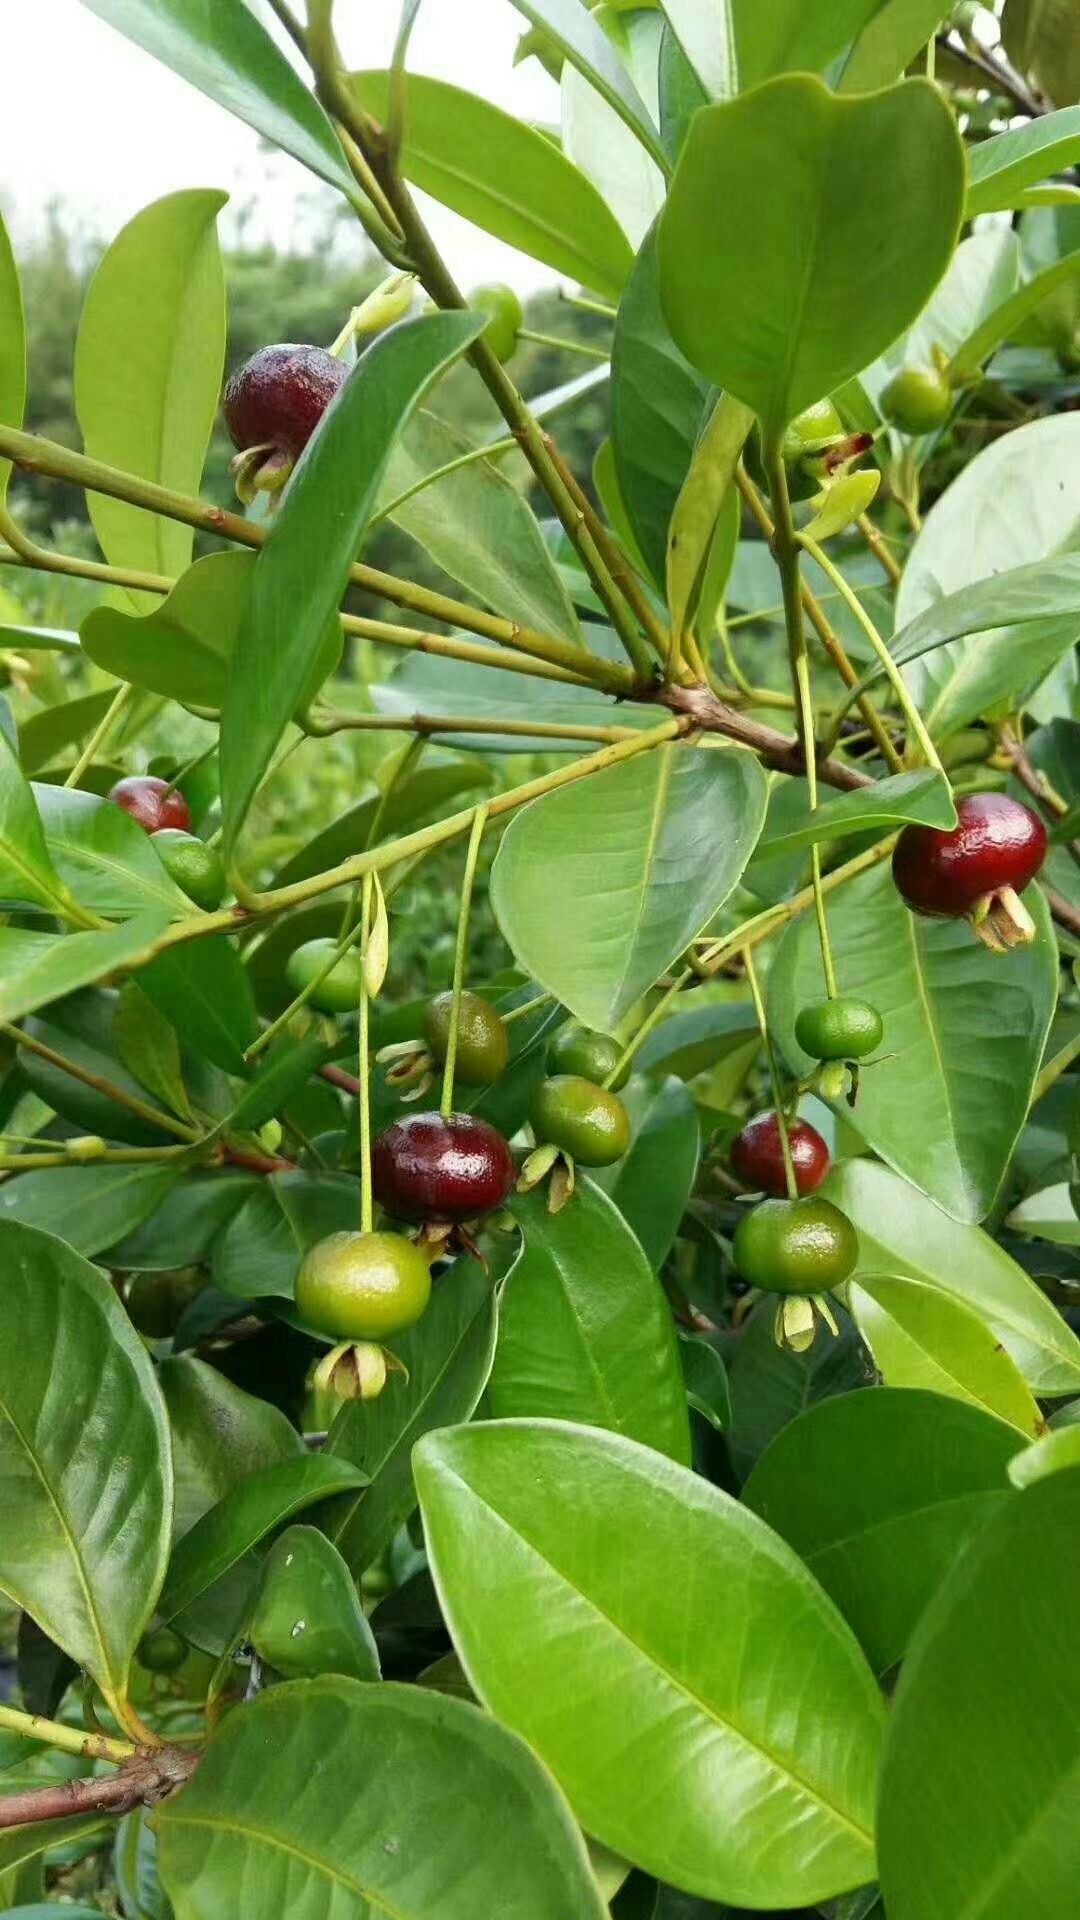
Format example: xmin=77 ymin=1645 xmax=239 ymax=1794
xmin=222 ymin=344 xmax=347 ymax=460
xmin=731 ymin=1111 xmax=830 ymax=1197
xmin=109 ymin=775 xmax=191 ymax=836
xmin=893 ymin=793 xmax=1047 ymax=919
xmin=372 ymin=1111 xmax=515 ymax=1224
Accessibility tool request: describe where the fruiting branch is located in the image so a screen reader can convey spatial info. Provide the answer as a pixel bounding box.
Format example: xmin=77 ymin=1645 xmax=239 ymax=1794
xmin=0 ymin=1746 xmax=198 ymax=1832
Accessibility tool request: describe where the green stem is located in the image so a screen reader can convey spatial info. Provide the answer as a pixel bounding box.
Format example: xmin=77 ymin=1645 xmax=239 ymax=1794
xmin=358 ymin=872 xmax=374 ymax=1235
xmin=857 ymin=511 xmax=903 ymax=587
xmin=441 ymin=804 xmax=488 ymax=1118
xmin=340 ymin=734 xmax=425 ymax=940
xmin=339 ymin=614 xmax=616 ymax=689
xmin=604 ymin=968 xmax=692 ymax=1089
xmin=0 ymin=495 xmax=172 ymax=598
xmin=0 ymin=1144 xmax=190 ymax=1172
xmin=1032 ymin=1023 xmax=1080 ymax=1104
xmin=245 ymin=920 xmax=366 ymax=1062
xmin=2 ymin=1024 xmax=199 ymax=1141
xmin=65 ymin=683 xmax=136 ymax=790
xmin=0 ymin=1701 xmax=135 ymax=1767
xmin=742 ymin=944 xmax=798 ymax=1201
xmin=310 ymin=710 xmax=638 ymax=746
xmin=799 ymin=531 xmax=944 ymax=772
xmin=502 ymin=990 xmax=553 ymax=1026
xmin=559 ymin=292 xmax=617 ymax=320
xmin=517 ymin=330 xmax=609 ymax=362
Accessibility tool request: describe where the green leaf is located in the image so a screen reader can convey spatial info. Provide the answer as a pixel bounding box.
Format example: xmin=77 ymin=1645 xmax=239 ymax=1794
xmin=21 ymin=990 xmax=178 ymax=1145
xmin=666 ymin=395 xmax=754 ymax=642
xmin=78 ymin=0 xmax=355 ymax=198
xmin=850 ymin=1275 xmax=1043 ymax=1436
xmin=0 ymin=1824 xmax=114 ymax=1882
xmin=380 ymin=410 xmax=582 ymax=645
xmin=732 ymin=0 xmax=888 ymax=90
xmin=212 ymin=1172 xmax=361 ymax=1301
xmin=754 ymin=769 xmax=956 ymax=862
xmin=82 ymin=550 xmax=254 ymax=708
xmin=0 ymin=1162 xmax=184 ymax=1260
xmin=325 ymin=1256 xmax=497 ymax=1576
xmin=159 ymin=1355 xmax=304 ymax=1542
xmin=372 ymin=643 xmax=657 ymax=753
xmin=34 ymin=785 xmax=190 ymax=920
xmin=726 ymin=1298 xmax=872 ymax=1482
xmin=680 ymin=1333 xmax=731 ymax=1431
xmin=156 ymin=1678 xmax=608 ymax=1920
xmin=416 ymin=1419 xmax=883 ymax=1909
xmin=511 ymin=0 xmax=668 ymax=171
xmin=823 ymin=1158 xmax=1080 ymax=1396
xmin=960 ymin=108 xmax=1076 ymax=218
xmin=952 ymin=251 xmax=1080 ymax=377
xmin=900 ymin=415 xmax=1080 ymax=745
xmin=113 ymin=1808 xmax=170 ymax=1920
xmin=491 ymin=742 xmax=768 ymax=1030
xmin=0 ymin=730 xmax=78 ymax=917
xmin=657 ymin=0 xmax=735 ymax=99
xmin=601 ymin=1075 xmax=701 ymax=1270
xmin=18 ymin=691 xmax=116 ymax=779
xmin=659 ymin=76 xmax=963 ymax=438
xmin=636 ymin=999 xmax=759 ymax=1080
xmin=611 ymin=221 xmax=713 ymax=589
xmin=139 ymin=939 xmax=259 ymax=1076
xmin=220 ymin=311 xmax=482 ymax=853
xmin=1006 ymin=1179 xmax=1080 ymax=1244
xmin=770 ymin=863 xmax=1057 ymax=1222
xmin=837 ymin=1 xmax=955 ymax=91
xmin=562 ymin=11 xmax=667 ymax=251
xmin=74 ymin=190 xmax=226 ymax=591
xmin=877 ymin=1468 xmax=1080 ymax=1919
xmin=109 ymin=1170 xmax=254 ymax=1275
xmin=490 ymin=1180 xmax=691 ymax=1462
xmin=0 ymin=211 xmax=27 ymax=506
xmin=0 ymin=1220 xmax=171 ymax=1714
xmin=272 ymin=760 xmax=493 ymax=887
xmin=1008 ymin=1423 xmax=1080 ymax=1487
xmin=114 ymin=978 xmax=192 ymax=1122
xmin=0 ymin=911 xmax=169 ymax=1027
xmin=158 ymin=1455 xmax=367 ymax=1623
xmin=0 ymin=623 xmax=79 ymax=654
xmin=356 ymin=72 xmax=635 ymax=301
xmin=742 ymin=1388 xmax=1021 ymax=1675
xmin=250 ymin=1526 xmax=380 ymax=1683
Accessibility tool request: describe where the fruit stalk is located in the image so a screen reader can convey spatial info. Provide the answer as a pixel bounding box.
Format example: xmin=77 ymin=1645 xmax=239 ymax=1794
xmin=358 ymin=872 xmax=375 ymax=1236
xmin=742 ymin=944 xmax=798 ymax=1202
xmin=441 ymin=805 xmax=489 ymax=1119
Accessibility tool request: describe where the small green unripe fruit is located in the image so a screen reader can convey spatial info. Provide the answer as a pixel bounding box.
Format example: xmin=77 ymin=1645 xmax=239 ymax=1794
xmin=64 ymin=1134 xmax=108 ymax=1163
xmin=880 ymin=366 xmax=952 ymax=436
xmin=795 ymin=997 xmax=884 ymax=1063
xmin=733 ymin=1196 xmax=859 ymax=1295
xmin=138 ymin=1627 xmax=187 ymax=1674
xmin=781 ymin=399 xmax=844 ymax=464
xmin=531 ymin=1074 xmax=631 ymax=1167
xmin=547 ymin=1022 xmax=629 ymax=1090
xmin=423 ymin=990 xmax=508 ymax=1085
xmin=295 ymin=1230 xmax=432 ymax=1341
xmin=152 ymin=828 xmax=226 ymax=911
xmin=471 ymin=283 xmax=523 ymax=363
xmin=285 ymin=938 xmax=364 ymax=1015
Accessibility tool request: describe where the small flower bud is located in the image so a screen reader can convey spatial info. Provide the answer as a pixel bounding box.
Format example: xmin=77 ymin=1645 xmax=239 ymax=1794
xmin=64 ymin=1135 xmax=108 ymax=1163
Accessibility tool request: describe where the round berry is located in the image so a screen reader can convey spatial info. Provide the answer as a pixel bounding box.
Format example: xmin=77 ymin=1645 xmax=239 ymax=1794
xmin=794 ymin=997 xmax=884 ymax=1063
xmin=531 ymin=1074 xmax=630 ymax=1167
xmin=373 ymin=1111 xmax=515 ymax=1224
xmin=730 ymin=1111 xmax=830 ymax=1197
xmin=138 ymin=1627 xmax=187 ymax=1674
xmin=892 ymin=793 xmax=1047 ymax=920
xmin=285 ymin=938 xmax=364 ymax=1015
xmin=547 ymin=1022 xmax=629 ymax=1090
xmin=152 ymin=828 xmax=225 ymax=911
xmin=880 ymin=366 xmax=952 ymax=436
xmin=781 ymin=399 xmax=845 ymax=464
xmin=109 ymin=775 xmax=191 ymax=836
xmin=295 ymin=1230 xmax=432 ymax=1341
xmin=223 ymin=344 xmax=347 ymax=460
xmin=423 ymin=990 xmax=509 ymax=1086
xmin=732 ymin=1196 xmax=859 ymax=1295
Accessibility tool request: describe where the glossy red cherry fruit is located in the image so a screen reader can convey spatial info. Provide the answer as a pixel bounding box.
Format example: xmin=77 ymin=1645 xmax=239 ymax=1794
xmin=109 ymin=775 xmax=191 ymax=836
xmin=730 ymin=1111 xmax=830 ymax=1197
xmin=372 ymin=1111 xmax=515 ymax=1224
xmin=223 ymin=344 xmax=347 ymax=461
xmin=892 ymin=792 xmax=1047 ymax=952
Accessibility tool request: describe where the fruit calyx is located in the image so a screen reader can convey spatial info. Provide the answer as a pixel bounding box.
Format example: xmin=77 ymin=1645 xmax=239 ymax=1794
xmin=892 ymin=792 xmax=1047 ymax=952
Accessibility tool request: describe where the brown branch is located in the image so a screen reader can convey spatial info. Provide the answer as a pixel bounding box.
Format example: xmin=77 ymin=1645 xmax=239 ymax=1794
xmin=0 ymin=1748 xmax=198 ymax=1831
xmin=660 ymin=683 xmax=871 ymax=792
xmin=321 ymin=1063 xmax=361 ymax=1097
xmin=937 ymin=31 xmax=1046 ymax=119
xmin=1044 ymin=885 xmax=1080 ymax=942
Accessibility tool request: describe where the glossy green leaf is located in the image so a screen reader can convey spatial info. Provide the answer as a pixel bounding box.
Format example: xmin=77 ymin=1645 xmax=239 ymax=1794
xmin=770 ymin=863 xmax=1057 ymax=1221
xmin=659 ymin=76 xmax=963 ymax=438
xmin=1006 ymin=1179 xmax=1080 ymax=1244
xmin=901 ymin=415 xmax=1080 ymax=743
xmin=0 ymin=211 xmax=26 ymax=505
xmin=1009 ymin=1423 xmax=1080 ymax=1487
xmin=35 ymin=785 xmax=190 ymax=920
xmin=754 ymin=770 xmax=956 ymax=862
xmin=490 ymin=1179 xmax=691 ymax=1462
xmin=272 ymin=759 xmax=492 ymax=887
xmin=969 ymin=108 xmax=1080 ymax=219
xmin=380 ymin=409 xmax=582 ymax=645
xmin=417 ymin=1419 xmax=883 ymax=1908
xmin=611 ymin=222 xmax=713 ymax=588
xmin=325 ymin=1256 xmax=497 ymax=1576
xmin=82 ymin=550 xmax=254 ymax=707
xmin=850 ymin=1275 xmax=1043 ymax=1436
xmin=159 ymin=1355 xmax=304 ymax=1542
xmin=666 ymin=395 xmax=754 ymax=642
xmin=877 ymin=1468 xmax=1080 ymax=1918
xmin=220 ymin=311 xmax=482 ymax=852
xmin=0 ymin=911 xmax=169 ymax=1027
xmin=357 ymin=72 xmax=634 ymax=301
xmin=157 ymin=1678 xmax=608 ymax=1919
xmin=109 ymin=1168 xmax=253 ymax=1271
xmin=74 ymin=190 xmax=226 ymax=590
xmin=212 ymin=1171 xmax=361 ymax=1301
xmin=657 ymin=0 xmax=734 ymax=99
xmin=114 ymin=977 xmax=192 ymax=1122
xmin=20 ymin=989 xmax=178 ymax=1145
xmin=0 ymin=1219 xmax=171 ymax=1713
xmin=824 ymin=1158 xmax=1080 ymax=1396
xmin=79 ymin=0 xmax=355 ymax=197
xmin=0 ymin=756 xmax=72 ymax=925
xmin=492 ymin=743 xmax=768 ymax=1030
xmin=0 ymin=1161 xmax=184 ymax=1260
xmin=158 ymin=1455 xmax=367 ymax=1623
xmin=838 ymin=1 xmax=954 ymax=90
xmin=602 ymin=1075 xmax=701 ymax=1270
xmin=250 ymin=1525 xmax=379 ymax=1683
xmin=732 ymin=0 xmax=887 ymax=90
xmin=372 ymin=643 xmax=657 ymax=753
xmin=562 ymin=11 xmax=666 ymax=250
xmin=952 ymin=251 xmax=1080 ymax=377
xmin=679 ymin=1334 xmax=731 ymax=1431
xmin=636 ymin=999 xmax=759 ymax=1080
xmin=743 ymin=1388 xmax=1021 ymax=1674
xmin=139 ymin=939 xmax=258 ymax=1076
xmin=512 ymin=0 xmax=668 ymax=170
xmin=114 ymin=1807 xmax=170 ymax=1920
xmin=726 ymin=1298 xmax=872 ymax=1482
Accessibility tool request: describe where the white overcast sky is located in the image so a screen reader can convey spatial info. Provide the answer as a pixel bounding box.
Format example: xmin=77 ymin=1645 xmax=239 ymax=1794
xmin=0 ymin=0 xmax=563 ymax=290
